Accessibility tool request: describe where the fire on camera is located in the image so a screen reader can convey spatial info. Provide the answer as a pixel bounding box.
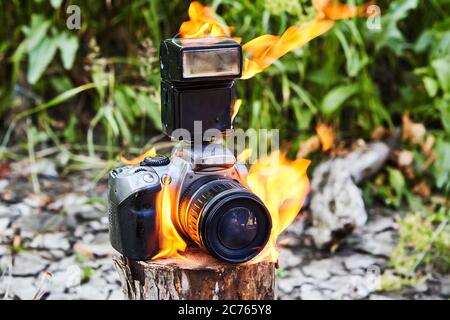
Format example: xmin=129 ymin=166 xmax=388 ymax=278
xmin=108 ymin=38 xmax=272 ymax=263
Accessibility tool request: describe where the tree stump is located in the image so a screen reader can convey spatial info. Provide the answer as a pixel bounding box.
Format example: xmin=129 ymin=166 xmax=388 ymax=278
xmin=113 ymin=248 xmax=275 ymax=300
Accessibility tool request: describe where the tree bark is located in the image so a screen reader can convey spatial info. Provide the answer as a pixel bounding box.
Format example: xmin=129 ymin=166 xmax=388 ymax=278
xmin=113 ymin=248 xmax=275 ymax=300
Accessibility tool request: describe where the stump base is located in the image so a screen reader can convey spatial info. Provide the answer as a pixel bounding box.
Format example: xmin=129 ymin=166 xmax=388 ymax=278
xmin=113 ymin=248 xmax=275 ymax=300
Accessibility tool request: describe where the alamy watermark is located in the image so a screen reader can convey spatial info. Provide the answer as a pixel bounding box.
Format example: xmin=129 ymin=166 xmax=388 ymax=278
xmin=366 ymin=5 xmax=382 ymax=31
xmin=66 ymin=5 xmax=81 ymax=30
xmin=170 ymin=121 xmax=280 ymax=169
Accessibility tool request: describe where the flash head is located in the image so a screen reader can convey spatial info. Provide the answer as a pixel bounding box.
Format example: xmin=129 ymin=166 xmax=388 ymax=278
xmin=160 ymin=38 xmax=243 ymax=140
xmin=160 ymin=37 xmax=242 ymax=82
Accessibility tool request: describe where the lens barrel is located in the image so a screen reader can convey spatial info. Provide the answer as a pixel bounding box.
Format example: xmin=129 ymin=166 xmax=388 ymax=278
xmin=179 ymin=176 xmax=271 ymax=263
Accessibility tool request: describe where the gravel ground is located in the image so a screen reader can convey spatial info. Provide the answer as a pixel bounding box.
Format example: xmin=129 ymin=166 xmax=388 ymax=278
xmin=0 ymin=160 xmax=448 ymax=300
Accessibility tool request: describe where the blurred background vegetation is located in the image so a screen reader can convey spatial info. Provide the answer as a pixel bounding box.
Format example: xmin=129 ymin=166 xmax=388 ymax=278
xmin=0 ymin=0 xmax=449 ymax=280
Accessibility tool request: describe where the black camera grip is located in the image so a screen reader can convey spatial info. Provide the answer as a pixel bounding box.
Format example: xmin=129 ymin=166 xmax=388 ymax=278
xmin=109 ymin=187 xmax=160 ymax=260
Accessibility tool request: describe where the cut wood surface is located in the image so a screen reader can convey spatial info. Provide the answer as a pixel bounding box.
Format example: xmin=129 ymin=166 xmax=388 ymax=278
xmin=113 ymin=248 xmax=275 ymax=300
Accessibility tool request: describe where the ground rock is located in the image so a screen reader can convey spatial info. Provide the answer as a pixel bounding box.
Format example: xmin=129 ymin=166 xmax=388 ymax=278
xmin=308 ymin=142 xmax=390 ymax=248
xmin=28 ymin=232 xmax=71 ymax=251
xmin=278 ymin=249 xmax=302 ymax=269
xmin=12 ymin=253 xmax=49 ymax=276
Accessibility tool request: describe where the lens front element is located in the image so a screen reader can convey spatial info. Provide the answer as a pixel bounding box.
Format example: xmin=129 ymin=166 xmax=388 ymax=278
xmin=218 ymin=207 xmax=258 ymax=250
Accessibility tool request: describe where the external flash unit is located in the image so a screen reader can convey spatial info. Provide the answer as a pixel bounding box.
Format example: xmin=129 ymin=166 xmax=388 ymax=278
xmin=160 ymin=37 xmax=243 ymax=139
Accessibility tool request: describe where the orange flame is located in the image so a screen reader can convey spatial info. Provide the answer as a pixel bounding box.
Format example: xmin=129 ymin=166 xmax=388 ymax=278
xmin=120 ymin=148 xmax=188 ymax=259
xmin=314 ymin=0 xmax=373 ymax=20
xmin=153 ymin=176 xmax=187 ymax=260
xmin=247 ymin=151 xmax=310 ymax=262
xmin=120 ymin=147 xmax=156 ymax=165
xmin=236 ymin=147 xmax=253 ymax=163
xmin=179 ymin=1 xmax=375 ymax=79
xmin=242 ymin=20 xmax=335 ymax=79
xmin=179 ymin=1 xmax=233 ymax=38
xmin=231 ymin=99 xmax=242 ymax=125
xmin=316 ymin=123 xmax=335 ymax=152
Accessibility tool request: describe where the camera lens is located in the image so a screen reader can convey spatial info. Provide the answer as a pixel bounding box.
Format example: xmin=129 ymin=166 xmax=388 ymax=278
xmin=218 ymin=207 xmax=257 ymax=250
xmin=179 ymin=176 xmax=271 ymax=263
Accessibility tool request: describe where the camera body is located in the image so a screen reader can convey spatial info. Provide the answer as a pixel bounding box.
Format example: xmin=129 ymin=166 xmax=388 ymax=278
xmin=109 ymin=143 xmax=271 ymax=263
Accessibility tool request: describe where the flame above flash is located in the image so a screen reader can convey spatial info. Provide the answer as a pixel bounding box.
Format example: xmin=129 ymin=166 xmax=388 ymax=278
xmin=179 ymin=1 xmax=374 ymax=79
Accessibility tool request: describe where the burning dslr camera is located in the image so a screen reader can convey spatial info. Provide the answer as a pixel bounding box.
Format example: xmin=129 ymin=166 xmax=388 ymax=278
xmin=108 ymin=38 xmax=272 ymax=263
xmin=109 ymin=144 xmax=271 ymax=263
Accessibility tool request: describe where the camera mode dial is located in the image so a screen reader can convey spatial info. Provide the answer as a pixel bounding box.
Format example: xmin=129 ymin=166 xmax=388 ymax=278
xmin=140 ymin=155 xmax=170 ymax=167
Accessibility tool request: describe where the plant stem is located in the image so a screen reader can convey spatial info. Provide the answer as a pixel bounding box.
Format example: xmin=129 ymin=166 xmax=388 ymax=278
xmin=413 ymin=217 xmax=449 ymax=272
xmin=26 ymin=120 xmax=40 ymax=194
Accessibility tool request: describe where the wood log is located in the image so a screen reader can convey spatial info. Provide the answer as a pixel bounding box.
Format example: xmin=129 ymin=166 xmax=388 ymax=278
xmin=113 ymin=248 xmax=275 ymax=300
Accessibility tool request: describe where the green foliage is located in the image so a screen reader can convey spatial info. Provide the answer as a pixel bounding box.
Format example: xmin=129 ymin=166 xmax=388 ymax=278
xmin=320 ymin=84 xmax=359 ymax=117
xmin=374 ymin=0 xmax=419 ymax=55
xmin=380 ymin=202 xmax=449 ymax=291
xmin=81 ymin=266 xmax=93 ymax=284
xmin=13 ymin=14 xmax=79 ymax=84
xmin=433 ymin=139 xmax=450 ymax=191
xmin=391 ymin=210 xmax=450 ymax=274
xmin=0 ymin=0 xmax=448 ymax=194
xmin=275 ymin=268 xmax=289 ymax=279
xmin=380 ymin=269 xmax=427 ymax=292
xmin=387 ymin=168 xmax=406 ymax=208
xmin=363 ymin=167 xmax=410 ymax=210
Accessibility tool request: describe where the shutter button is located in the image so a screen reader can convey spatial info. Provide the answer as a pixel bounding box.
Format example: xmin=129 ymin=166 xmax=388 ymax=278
xmin=143 ymin=174 xmax=155 ymax=183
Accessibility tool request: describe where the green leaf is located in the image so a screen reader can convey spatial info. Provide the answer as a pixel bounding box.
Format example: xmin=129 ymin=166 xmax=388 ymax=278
xmin=56 ymin=32 xmax=79 ymax=70
xmin=63 ymin=114 xmax=77 ymax=143
xmin=50 ymin=76 xmax=72 ymax=93
xmin=290 ymin=83 xmax=318 ymax=114
xmin=433 ymin=139 xmax=450 ymax=190
xmin=13 ymin=16 xmax=51 ymax=64
xmin=375 ymin=0 xmax=419 ymax=55
xmin=24 ymin=15 xmax=51 ymax=52
xmin=114 ymin=109 xmax=132 ymax=143
xmin=81 ymin=266 xmax=92 ymax=284
xmin=291 ymin=99 xmax=312 ymax=130
xmin=320 ymin=84 xmax=359 ymax=116
xmin=114 ymin=86 xmax=137 ymax=124
xmin=50 ymin=0 xmax=63 ymax=9
xmin=334 ymin=29 xmax=369 ymax=77
xmin=92 ymin=68 xmax=108 ymax=100
xmin=436 ymin=98 xmax=450 ymax=134
xmin=104 ymin=107 xmax=119 ymax=137
xmin=422 ymin=76 xmax=438 ymax=97
xmin=414 ymin=30 xmax=434 ymax=54
xmin=387 ymin=168 xmax=405 ymax=208
xmin=136 ymin=93 xmax=161 ymax=130
xmin=13 ymin=83 xmax=97 ymax=121
xmin=27 ymin=36 xmax=58 ymax=84
xmin=431 ymin=58 xmax=450 ymax=92
xmin=281 ymin=74 xmax=290 ymax=105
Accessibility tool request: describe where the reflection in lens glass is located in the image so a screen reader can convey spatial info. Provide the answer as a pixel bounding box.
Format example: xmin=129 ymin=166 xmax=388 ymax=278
xmin=218 ymin=207 xmax=258 ymax=250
